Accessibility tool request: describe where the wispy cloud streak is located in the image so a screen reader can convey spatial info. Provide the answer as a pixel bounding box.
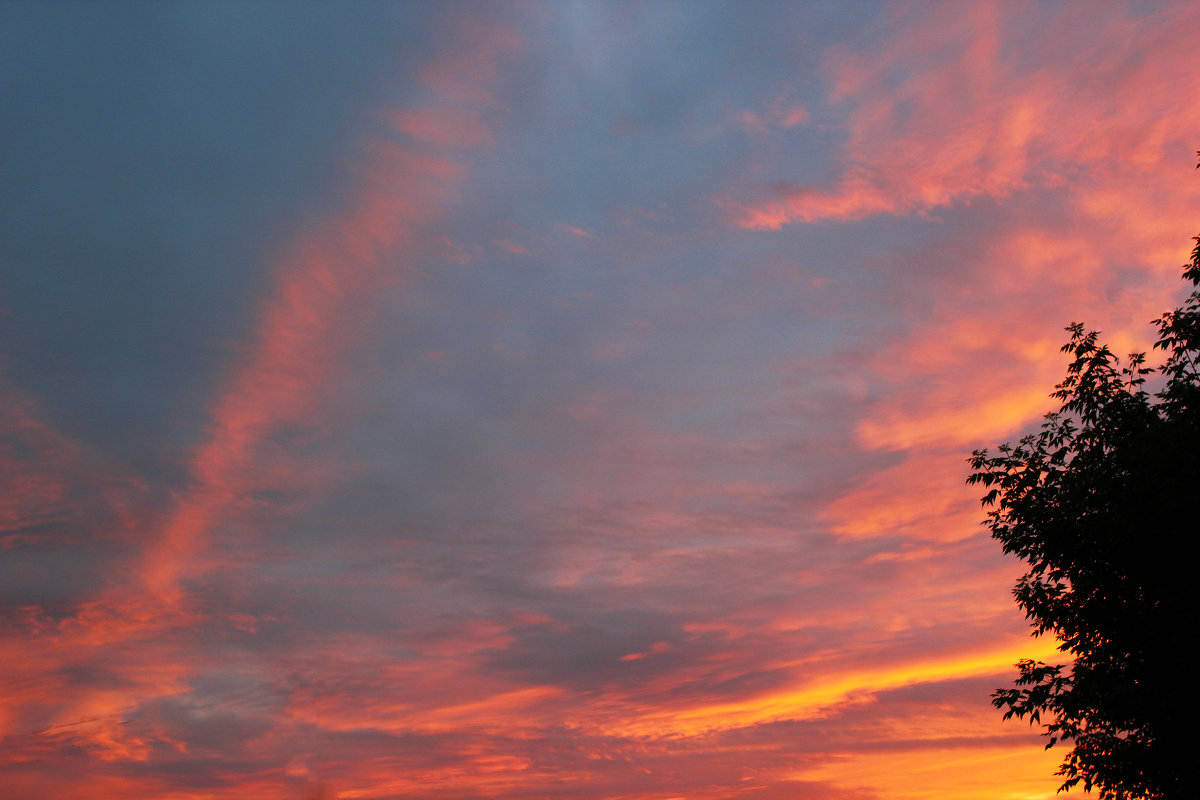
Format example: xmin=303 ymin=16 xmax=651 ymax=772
xmin=3 ymin=2 xmax=1198 ymax=799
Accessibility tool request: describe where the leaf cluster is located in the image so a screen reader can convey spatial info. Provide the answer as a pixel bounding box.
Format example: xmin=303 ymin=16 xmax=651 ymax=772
xmin=967 ymin=227 xmax=1200 ymax=798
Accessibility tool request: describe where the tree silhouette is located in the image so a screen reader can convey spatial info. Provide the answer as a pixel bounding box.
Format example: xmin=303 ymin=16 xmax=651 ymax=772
xmin=968 ymin=189 xmax=1200 ymax=798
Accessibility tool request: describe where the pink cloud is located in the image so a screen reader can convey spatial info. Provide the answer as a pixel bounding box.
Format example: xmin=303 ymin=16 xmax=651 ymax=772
xmin=494 ymin=237 xmax=528 ymax=255
xmin=137 ymin=16 xmax=523 ymax=605
xmin=556 ymin=223 xmax=597 ymax=239
xmin=0 ymin=15 xmax=523 ymax=792
xmin=417 ymin=14 xmax=522 ymax=106
xmin=0 ymin=380 xmax=75 ymax=542
xmin=388 ymin=107 xmax=493 ymax=148
xmin=8 ymin=5 xmax=1197 ymax=799
xmin=722 ymin=2 xmax=1200 ymax=230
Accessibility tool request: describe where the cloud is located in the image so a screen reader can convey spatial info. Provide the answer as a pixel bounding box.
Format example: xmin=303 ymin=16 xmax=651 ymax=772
xmin=721 ymin=2 xmax=1200 ymax=230
xmin=0 ymin=6 xmax=523 ymax=788
xmin=137 ymin=10 xmax=521 ymax=604
xmin=389 ymin=107 xmax=494 ymax=149
xmin=3 ymin=3 xmax=1196 ymax=799
xmin=556 ymin=223 xmax=597 ymax=239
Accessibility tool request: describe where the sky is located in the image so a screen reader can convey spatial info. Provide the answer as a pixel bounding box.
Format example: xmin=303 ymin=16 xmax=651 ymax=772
xmin=2 ymin=2 xmax=1198 ymax=799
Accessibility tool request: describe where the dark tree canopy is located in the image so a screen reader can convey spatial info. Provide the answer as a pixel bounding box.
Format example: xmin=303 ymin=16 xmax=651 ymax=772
xmin=968 ymin=206 xmax=1200 ymax=798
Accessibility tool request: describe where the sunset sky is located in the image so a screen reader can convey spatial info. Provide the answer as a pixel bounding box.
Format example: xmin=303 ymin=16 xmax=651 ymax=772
xmin=3 ymin=2 xmax=1199 ymax=799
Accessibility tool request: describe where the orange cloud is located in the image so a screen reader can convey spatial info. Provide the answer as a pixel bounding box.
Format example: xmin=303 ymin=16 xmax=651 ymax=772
xmin=8 ymin=6 xmax=1195 ymax=799
xmin=797 ymin=742 xmax=1062 ymax=800
xmin=0 ymin=16 xmax=523 ymax=782
xmin=722 ymin=2 xmax=1200 ymax=230
xmin=823 ymin=450 xmax=983 ymax=542
xmin=138 ymin=22 xmax=520 ymax=605
xmin=592 ymin=636 xmax=1061 ymax=739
